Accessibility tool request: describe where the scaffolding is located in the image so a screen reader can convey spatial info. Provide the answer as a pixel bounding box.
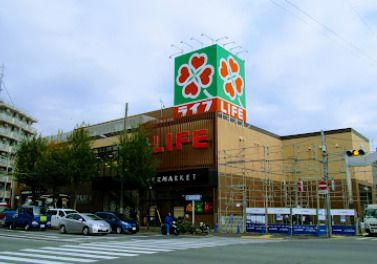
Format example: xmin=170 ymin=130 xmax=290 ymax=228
xmin=217 ymin=143 xmax=373 ymax=233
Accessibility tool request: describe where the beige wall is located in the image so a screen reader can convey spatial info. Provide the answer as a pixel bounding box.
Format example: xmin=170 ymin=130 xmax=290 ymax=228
xmin=215 ymin=121 xmax=374 ymax=217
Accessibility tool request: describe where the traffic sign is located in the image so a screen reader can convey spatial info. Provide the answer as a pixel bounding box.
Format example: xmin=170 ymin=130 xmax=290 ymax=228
xmin=297 ymin=180 xmax=304 ymax=192
xmin=185 ymin=194 xmax=202 ymax=201
xmin=319 ymin=181 xmax=328 ymax=194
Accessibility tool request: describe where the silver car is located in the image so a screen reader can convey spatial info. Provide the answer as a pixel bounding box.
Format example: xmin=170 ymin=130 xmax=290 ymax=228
xmin=59 ymin=213 xmax=111 ymax=235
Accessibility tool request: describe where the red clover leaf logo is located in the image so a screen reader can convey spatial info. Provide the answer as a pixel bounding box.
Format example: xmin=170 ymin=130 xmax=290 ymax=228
xmin=176 ymin=53 xmax=214 ymax=99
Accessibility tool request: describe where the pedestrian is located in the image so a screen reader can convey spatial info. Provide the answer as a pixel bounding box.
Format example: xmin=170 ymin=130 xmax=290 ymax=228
xmin=164 ymin=212 xmax=173 ymax=236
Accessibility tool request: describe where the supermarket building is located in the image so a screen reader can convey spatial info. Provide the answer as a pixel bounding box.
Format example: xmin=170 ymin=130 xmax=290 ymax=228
xmin=52 ymin=44 xmax=375 ymax=231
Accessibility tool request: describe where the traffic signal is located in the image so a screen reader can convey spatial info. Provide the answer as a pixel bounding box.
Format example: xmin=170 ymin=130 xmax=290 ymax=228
xmin=346 ymin=149 xmax=365 ymax=156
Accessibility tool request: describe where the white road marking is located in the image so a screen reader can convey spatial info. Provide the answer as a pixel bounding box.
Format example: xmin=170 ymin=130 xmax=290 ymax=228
xmin=1 ymin=251 xmax=96 ymax=263
xmin=22 ymin=248 xmax=116 ymax=260
xmin=0 ymin=255 xmax=72 ymax=264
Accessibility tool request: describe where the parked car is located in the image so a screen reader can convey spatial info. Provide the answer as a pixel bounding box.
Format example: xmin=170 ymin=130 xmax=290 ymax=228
xmin=59 ymin=213 xmax=111 ymax=235
xmin=0 ymin=202 xmax=10 ymax=226
xmin=95 ymin=211 xmax=139 ymax=234
xmin=7 ymin=206 xmax=51 ymax=230
xmin=47 ymin=208 xmax=78 ymax=228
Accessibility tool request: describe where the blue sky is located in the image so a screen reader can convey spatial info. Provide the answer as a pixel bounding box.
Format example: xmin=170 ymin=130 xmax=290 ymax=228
xmin=0 ymin=0 xmax=377 ymax=148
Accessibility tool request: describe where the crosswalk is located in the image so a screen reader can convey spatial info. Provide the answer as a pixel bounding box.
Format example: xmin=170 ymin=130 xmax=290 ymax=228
xmin=0 ymin=230 xmax=122 ymax=243
xmin=0 ymin=237 xmax=281 ymax=263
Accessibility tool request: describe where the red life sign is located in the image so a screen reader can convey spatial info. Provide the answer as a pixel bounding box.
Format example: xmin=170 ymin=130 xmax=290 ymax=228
xmin=173 ymin=98 xmax=246 ymax=122
xmin=153 ymin=129 xmax=209 ymax=153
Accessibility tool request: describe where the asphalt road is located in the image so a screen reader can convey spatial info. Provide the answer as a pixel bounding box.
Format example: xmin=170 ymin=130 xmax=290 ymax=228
xmin=0 ymin=229 xmax=376 ymax=264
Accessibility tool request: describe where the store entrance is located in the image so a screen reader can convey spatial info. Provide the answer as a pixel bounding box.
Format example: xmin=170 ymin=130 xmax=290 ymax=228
xmin=145 ymin=186 xmax=215 ymax=227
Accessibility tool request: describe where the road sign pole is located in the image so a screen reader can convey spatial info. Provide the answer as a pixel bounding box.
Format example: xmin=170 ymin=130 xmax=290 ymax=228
xmin=192 ymin=200 xmax=195 ymax=225
xmin=321 ymin=130 xmax=332 ymax=238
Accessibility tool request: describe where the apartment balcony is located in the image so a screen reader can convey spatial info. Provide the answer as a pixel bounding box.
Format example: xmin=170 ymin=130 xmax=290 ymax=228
xmin=0 ymin=190 xmax=11 ymax=199
xmin=0 ymin=143 xmax=11 ymax=153
xmin=0 ymin=113 xmax=36 ymax=134
xmin=0 ymin=156 xmax=11 ymax=168
xmin=0 ymin=127 xmax=28 ymax=142
xmin=0 ymin=175 xmax=11 ymax=182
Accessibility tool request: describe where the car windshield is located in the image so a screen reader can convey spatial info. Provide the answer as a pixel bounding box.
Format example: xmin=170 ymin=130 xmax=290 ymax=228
xmin=0 ymin=206 xmax=9 ymax=213
xmin=117 ymin=214 xmax=133 ymax=222
xmin=33 ymin=207 xmax=41 ymax=215
xmin=65 ymin=210 xmax=77 ymax=215
xmin=84 ymin=214 xmax=103 ymax=220
xmin=365 ymin=209 xmax=377 ymax=217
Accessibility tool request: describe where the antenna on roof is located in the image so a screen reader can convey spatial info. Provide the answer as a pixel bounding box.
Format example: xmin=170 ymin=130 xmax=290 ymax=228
xmin=190 ymin=37 xmax=204 ymax=47
xmin=236 ymin=50 xmax=248 ymax=56
xmin=180 ymin=41 xmax=194 ymax=49
xmin=201 ymin=33 xmax=215 ymax=44
xmin=230 ymin=45 xmax=242 ymax=51
xmin=169 ymin=44 xmax=184 ymax=59
xmin=223 ymin=41 xmax=236 ymax=47
xmin=215 ymin=36 xmax=229 ymax=43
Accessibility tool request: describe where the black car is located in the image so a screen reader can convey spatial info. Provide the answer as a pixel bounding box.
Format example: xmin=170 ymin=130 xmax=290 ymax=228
xmin=95 ymin=211 xmax=139 ymax=234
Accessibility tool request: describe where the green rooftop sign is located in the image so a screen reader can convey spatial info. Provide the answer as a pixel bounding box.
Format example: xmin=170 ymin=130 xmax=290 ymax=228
xmin=174 ymin=44 xmax=246 ymax=121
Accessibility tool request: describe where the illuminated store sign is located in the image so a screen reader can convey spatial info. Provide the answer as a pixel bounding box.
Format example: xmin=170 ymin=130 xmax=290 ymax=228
xmin=174 ymin=44 xmax=246 ymax=122
xmin=153 ymin=129 xmax=208 ymax=153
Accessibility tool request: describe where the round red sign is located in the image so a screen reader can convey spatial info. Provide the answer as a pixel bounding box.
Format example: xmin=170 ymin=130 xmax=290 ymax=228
xmin=319 ymin=181 xmax=327 ymax=190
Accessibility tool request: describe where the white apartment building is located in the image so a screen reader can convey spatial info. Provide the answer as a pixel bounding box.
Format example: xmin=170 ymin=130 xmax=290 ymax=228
xmin=0 ymin=100 xmax=36 ymax=204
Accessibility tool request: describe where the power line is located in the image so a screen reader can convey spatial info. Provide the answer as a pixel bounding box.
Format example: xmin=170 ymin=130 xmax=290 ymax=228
xmin=270 ymin=0 xmax=377 ymax=68
xmin=283 ymin=0 xmax=377 ymax=67
xmin=346 ymin=0 xmax=377 ymax=42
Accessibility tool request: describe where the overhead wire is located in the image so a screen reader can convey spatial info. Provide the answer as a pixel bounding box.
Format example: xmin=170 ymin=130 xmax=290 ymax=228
xmin=269 ymin=0 xmax=377 ymax=68
xmin=283 ymin=0 xmax=377 ymax=67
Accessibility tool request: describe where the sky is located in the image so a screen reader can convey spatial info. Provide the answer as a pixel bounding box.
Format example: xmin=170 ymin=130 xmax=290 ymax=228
xmin=0 ymin=0 xmax=377 ymax=149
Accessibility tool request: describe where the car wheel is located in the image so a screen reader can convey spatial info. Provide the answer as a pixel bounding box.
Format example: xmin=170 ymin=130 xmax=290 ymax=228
xmin=82 ymin=226 xmax=89 ymax=235
xmin=116 ymin=227 xmax=122 ymax=234
xmin=60 ymin=225 xmax=66 ymax=234
xmin=24 ymin=223 xmax=30 ymax=231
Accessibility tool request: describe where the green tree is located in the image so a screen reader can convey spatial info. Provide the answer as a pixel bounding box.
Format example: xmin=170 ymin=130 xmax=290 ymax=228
xmin=39 ymin=140 xmax=70 ymax=207
xmin=66 ymin=126 xmax=97 ymax=209
xmin=14 ymin=135 xmax=47 ymax=204
xmin=117 ymin=127 xmax=156 ymax=215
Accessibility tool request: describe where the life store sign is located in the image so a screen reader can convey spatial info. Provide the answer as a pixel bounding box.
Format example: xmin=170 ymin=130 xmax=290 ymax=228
xmin=173 ymin=44 xmax=246 ymax=122
xmin=152 ymin=129 xmax=209 ymax=153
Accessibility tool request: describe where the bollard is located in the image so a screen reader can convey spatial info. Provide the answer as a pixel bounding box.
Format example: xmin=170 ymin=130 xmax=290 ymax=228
xmin=237 ymin=224 xmax=240 ymax=234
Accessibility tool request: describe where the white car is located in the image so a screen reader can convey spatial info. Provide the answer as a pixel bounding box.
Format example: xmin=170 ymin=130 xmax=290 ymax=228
xmin=59 ymin=213 xmax=111 ymax=235
xmin=47 ymin=208 xmax=78 ymax=228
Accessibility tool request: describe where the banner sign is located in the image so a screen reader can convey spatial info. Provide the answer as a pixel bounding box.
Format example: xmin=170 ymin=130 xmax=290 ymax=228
xmin=247 ymin=208 xmax=356 ymax=216
xmin=331 ymin=209 xmax=355 ymax=216
xmin=246 ymin=223 xmax=355 ymax=236
xmin=246 ymin=208 xmax=266 ymax=214
xmin=332 ymin=225 xmax=356 ymax=235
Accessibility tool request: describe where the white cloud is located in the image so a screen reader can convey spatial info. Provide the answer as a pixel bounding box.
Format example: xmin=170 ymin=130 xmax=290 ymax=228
xmin=0 ymin=0 xmax=376 ymax=148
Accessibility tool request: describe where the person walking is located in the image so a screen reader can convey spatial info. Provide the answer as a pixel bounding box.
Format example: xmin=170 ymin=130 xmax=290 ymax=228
xmin=164 ymin=212 xmax=173 ymax=236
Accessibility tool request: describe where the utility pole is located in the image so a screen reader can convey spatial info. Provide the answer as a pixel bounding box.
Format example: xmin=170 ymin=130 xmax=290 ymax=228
xmin=120 ymin=102 xmax=128 ymax=214
xmin=321 ymin=130 xmax=332 ymax=238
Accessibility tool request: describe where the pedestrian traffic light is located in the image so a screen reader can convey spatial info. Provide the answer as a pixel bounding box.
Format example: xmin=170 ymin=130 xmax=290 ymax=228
xmin=346 ymin=149 xmax=365 ymax=156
